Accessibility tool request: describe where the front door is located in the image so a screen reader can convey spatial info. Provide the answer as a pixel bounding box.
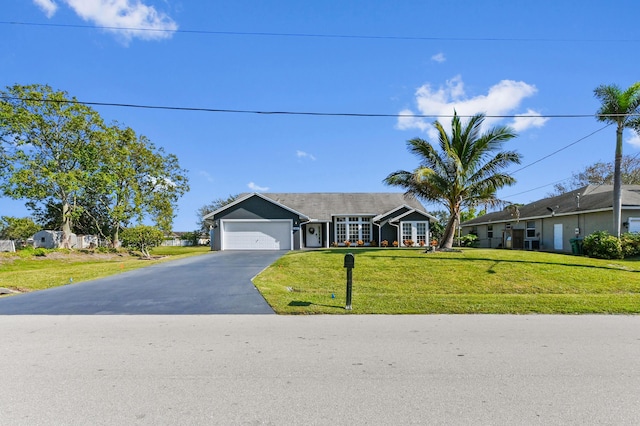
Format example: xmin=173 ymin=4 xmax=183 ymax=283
xmin=306 ymin=224 xmax=322 ymax=248
xmin=512 ymin=229 xmax=525 ymax=250
xmin=554 ymin=224 xmax=563 ymax=250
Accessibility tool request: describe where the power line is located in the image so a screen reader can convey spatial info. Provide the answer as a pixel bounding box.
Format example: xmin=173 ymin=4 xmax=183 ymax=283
xmin=2 ymin=96 xmax=637 ymax=120
xmin=510 ymin=124 xmax=613 ymax=175
xmin=2 ymin=20 xmax=640 ymax=43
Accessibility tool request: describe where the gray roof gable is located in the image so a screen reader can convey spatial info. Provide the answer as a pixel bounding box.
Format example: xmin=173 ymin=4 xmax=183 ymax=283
xmin=259 ymin=193 xmax=427 ymax=222
xmin=462 ymin=184 xmax=640 ymax=226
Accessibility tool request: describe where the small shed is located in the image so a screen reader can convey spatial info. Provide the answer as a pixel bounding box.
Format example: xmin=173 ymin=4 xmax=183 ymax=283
xmin=33 ymin=230 xmax=77 ymax=249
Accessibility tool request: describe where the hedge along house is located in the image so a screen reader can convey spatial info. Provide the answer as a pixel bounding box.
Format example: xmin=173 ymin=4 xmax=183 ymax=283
xmin=203 ymin=192 xmax=437 ymax=251
xmin=460 ymin=185 xmax=640 ymax=253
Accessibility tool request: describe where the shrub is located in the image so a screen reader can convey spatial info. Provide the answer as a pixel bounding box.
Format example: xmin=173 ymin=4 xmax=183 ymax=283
xmin=381 ymin=240 xmax=389 ymax=247
xmin=457 ymin=234 xmax=479 ymax=247
xmin=583 ymin=231 xmax=623 ymax=260
xmin=403 ymin=239 xmax=414 ymax=247
xmin=392 ymin=240 xmax=399 ymax=247
xmin=33 ymin=248 xmax=47 ymax=257
xmin=120 ymin=225 xmax=164 ymax=258
xmin=370 ymin=240 xmax=378 ymax=247
xmin=16 ymin=246 xmax=47 ymax=258
xmin=621 ymin=232 xmax=640 ymax=258
xmin=356 ymin=240 xmax=364 ymax=247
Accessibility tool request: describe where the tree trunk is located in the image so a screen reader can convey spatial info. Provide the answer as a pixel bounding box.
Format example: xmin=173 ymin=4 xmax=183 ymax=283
xmin=61 ymin=202 xmax=73 ymax=249
xmin=613 ymin=124 xmax=623 ymax=238
xmin=440 ymin=209 xmax=460 ymax=249
xmin=112 ymin=226 xmax=121 ymax=248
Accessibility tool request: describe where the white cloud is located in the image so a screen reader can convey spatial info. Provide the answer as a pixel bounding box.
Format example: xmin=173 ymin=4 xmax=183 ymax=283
xmin=431 ymin=52 xmax=446 ymax=63
xmin=296 ymin=150 xmax=316 ymax=161
xmin=397 ymin=75 xmax=545 ymax=139
xmin=33 ymin=0 xmax=58 ymax=17
xmin=248 ymin=182 xmax=269 ymax=192
xmin=198 ymin=170 xmax=214 ymax=183
xmin=33 ymin=0 xmax=178 ymax=41
xmin=627 ymin=130 xmax=640 ymax=148
xmin=511 ymin=109 xmax=550 ymax=132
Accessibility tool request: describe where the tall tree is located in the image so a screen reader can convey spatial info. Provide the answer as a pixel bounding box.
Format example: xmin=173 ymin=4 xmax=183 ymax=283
xmin=90 ymin=124 xmax=190 ymax=246
xmin=384 ymin=113 xmax=521 ymax=249
xmin=0 ymin=84 xmax=104 ymax=248
xmin=1 ymin=85 xmax=189 ymax=247
xmin=594 ymin=82 xmax=640 ymax=237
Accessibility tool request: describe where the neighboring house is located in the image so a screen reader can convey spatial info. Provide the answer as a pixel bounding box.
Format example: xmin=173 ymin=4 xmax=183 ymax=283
xmin=460 ymin=185 xmax=640 ymax=253
xmin=33 ymin=230 xmax=78 ymax=249
xmin=203 ymin=192 xmax=437 ymax=251
xmin=162 ymin=232 xmax=209 ymax=247
xmin=162 ymin=232 xmax=193 ymax=247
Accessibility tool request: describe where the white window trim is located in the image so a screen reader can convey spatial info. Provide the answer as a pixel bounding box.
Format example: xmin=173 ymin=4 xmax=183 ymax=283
xmin=334 ymin=216 xmax=373 ymax=245
xmin=399 ymin=221 xmax=429 ymax=246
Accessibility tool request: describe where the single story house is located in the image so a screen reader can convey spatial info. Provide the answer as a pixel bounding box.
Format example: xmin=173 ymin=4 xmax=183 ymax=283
xmin=460 ymin=185 xmax=640 ymax=253
xmin=203 ymin=192 xmax=437 ymax=251
xmin=33 ymin=230 xmax=78 ymax=249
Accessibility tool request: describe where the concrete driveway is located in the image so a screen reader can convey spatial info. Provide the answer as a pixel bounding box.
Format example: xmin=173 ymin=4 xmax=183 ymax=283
xmin=0 ymin=251 xmax=284 ymax=314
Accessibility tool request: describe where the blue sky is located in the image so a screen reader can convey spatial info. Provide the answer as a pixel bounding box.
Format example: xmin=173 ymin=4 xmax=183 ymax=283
xmin=2 ymin=0 xmax=639 ymax=231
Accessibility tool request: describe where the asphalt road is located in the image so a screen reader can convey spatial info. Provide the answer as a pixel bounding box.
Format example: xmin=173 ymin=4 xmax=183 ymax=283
xmin=0 ymin=251 xmax=283 ymax=314
xmin=1 ymin=315 xmax=639 ymax=425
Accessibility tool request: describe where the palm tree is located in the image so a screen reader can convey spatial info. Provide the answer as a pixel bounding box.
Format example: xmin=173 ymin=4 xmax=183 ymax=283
xmin=384 ymin=112 xmax=521 ymax=249
xmin=594 ymin=82 xmax=640 ymax=237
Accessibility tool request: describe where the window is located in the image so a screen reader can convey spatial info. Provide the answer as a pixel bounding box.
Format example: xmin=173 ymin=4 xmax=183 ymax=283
xmin=416 ymin=222 xmax=427 ymax=245
xmin=348 ymin=223 xmax=359 ymax=244
xmin=487 ymin=225 xmax=493 ymax=239
xmin=336 ymin=222 xmax=346 ymax=243
xmin=334 ymin=216 xmax=373 ymax=245
xmin=402 ymin=223 xmax=412 ymax=244
xmin=401 ymin=221 xmax=429 ymax=246
xmin=526 ymin=221 xmax=536 ymax=238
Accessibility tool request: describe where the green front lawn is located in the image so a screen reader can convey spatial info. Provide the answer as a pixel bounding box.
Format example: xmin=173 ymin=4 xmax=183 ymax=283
xmin=253 ymin=248 xmax=640 ymax=314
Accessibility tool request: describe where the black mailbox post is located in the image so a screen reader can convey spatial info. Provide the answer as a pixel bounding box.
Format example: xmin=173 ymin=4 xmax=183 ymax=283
xmin=344 ymin=253 xmax=354 ymax=310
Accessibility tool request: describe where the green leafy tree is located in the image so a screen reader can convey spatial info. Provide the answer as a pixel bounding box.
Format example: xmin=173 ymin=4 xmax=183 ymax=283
xmin=120 ymin=225 xmax=164 ymax=258
xmin=1 ymin=85 xmax=189 ymax=248
xmin=90 ymin=124 xmax=189 ymax=246
xmin=594 ymin=82 xmax=640 ymax=237
xmin=0 ymin=84 xmax=104 ymax=248
xmin=0 ymin=216 xmax=41 ymax=241
xmin=384 ymin=112 xmax=521 ymax=249
xmin=196 ymin=194 xmax=239 ymax=233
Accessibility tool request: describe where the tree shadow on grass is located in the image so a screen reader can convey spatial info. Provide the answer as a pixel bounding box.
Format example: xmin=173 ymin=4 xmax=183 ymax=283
xmin=309 ymin=248 xmax=639 ymax=273
xmin=368 ymin=254 xmax=640 ymax=274
xmin=288 ymin=300 xmax=344 ymax=310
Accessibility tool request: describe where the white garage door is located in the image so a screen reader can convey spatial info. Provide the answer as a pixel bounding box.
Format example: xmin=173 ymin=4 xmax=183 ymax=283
xmin=222 ymin=220 xmax=292 ymax=250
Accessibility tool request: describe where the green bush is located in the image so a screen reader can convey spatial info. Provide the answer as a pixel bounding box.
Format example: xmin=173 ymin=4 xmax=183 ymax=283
xmin=621 ymin=232 xmax=640 ymax=258
xmin=457 ymin=233 xmax=479 ymax=247
xmin=33 ymin=248 xmax=47 ymax=257
xmin=120 ymin=225 xmax=164 ymax=258
xmin=583 ymin=231 xmax=623 ymax=260
xmin=16 ymin=246 xmax=48 ymax=258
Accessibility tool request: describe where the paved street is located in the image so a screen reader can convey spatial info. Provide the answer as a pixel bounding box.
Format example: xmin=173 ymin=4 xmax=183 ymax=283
xmin=0 ymin=251 xmax=282 ymax=314
xmin=1 ymin=315 xmax=639 ymax=425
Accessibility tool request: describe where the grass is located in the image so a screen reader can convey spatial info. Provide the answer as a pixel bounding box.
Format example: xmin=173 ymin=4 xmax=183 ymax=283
xmin=0 ymin=246 xmax=210 ymax=293
xmin=252 ymin=248 xmax=640 ymax=314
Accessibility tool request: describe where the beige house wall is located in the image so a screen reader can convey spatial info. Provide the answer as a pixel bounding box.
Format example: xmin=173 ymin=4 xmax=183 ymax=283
xmin=464 ymin=208 xmax=640 ymax=253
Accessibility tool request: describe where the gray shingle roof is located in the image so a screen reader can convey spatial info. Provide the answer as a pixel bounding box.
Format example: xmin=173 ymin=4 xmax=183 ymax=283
xmin=461 ymin=185 xmax=640 ymax=226
xmin=257 ymin=193 xmax=427 ymax=222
